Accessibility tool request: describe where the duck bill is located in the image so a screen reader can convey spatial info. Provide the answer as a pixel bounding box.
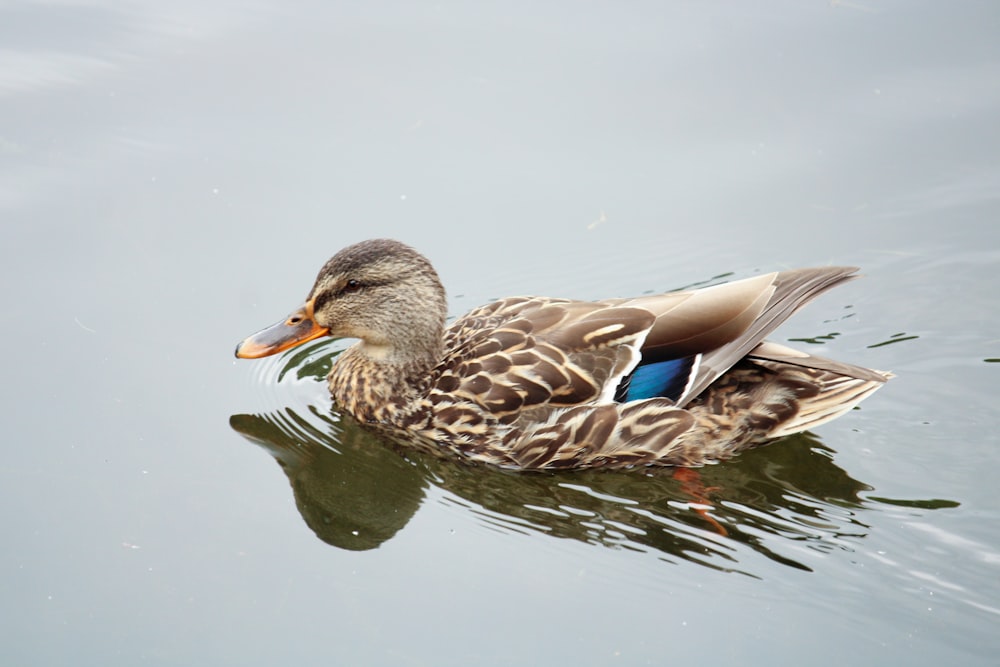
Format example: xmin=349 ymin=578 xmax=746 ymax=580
xmin=235 ymin=301 xmax=329 ymax=359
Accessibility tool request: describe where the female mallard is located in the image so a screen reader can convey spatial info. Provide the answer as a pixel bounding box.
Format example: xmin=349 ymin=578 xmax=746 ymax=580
xmin=236 ymin=239 xmax=890 ymax=470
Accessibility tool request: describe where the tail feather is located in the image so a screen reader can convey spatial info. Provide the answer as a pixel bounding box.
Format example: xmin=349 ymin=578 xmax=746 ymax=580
xmin=768 ymin=370 xmax=891 ymax=438
xmin=741 ymin=348 xmax=892 ymax=439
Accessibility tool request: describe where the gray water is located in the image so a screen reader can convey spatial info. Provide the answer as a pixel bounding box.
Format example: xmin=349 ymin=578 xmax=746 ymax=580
xmin=3 ymin=1 xmax=999 ymax=665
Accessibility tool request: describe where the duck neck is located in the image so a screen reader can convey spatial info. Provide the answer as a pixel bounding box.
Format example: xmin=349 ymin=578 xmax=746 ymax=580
xmin=328 ymin=334 xmax=442 ymax=424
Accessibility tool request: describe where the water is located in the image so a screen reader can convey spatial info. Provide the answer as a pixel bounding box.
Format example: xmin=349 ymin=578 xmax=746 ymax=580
xmin=3 ymin=1 xmax=999 ymax=665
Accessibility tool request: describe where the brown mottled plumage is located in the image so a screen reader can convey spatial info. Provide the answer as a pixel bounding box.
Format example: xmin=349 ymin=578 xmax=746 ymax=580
xmin=236 ymin=239 xmax=891 ymax=470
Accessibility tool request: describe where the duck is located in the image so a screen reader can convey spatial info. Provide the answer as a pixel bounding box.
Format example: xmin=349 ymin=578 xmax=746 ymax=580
xmin=235 ymin=239 xmax=891 ymax=470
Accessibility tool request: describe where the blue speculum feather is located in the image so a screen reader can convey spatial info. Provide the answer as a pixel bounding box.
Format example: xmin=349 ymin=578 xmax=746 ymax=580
xmin=619 ymin=356 xmax=698 ymax=402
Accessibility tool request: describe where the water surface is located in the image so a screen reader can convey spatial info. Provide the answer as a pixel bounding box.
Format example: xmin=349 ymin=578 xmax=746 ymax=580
xmin=2 ymin=1 xmax=998 ymax=665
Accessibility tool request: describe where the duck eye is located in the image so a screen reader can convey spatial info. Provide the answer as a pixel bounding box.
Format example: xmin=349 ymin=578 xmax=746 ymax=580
xmin=343 ymin=279 xmax=362 ymax=293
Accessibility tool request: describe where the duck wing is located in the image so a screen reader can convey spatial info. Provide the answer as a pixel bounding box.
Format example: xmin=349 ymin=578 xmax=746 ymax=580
xmin=607 ymin=267 xmax=862 ymax=406
xmin=437 ymin=267 xmax=861 ymax=418
xmin=437 ymin=297 xmax=655 ymax=421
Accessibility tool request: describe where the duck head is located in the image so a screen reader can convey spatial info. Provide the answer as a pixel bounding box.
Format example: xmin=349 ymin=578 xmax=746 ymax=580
xmin=235 ymin=239 xmax=447 ymax=364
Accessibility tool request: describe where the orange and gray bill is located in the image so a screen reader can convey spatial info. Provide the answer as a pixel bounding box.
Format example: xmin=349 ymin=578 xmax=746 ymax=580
xmin=234 ymin=300 xmax=328 ymax=358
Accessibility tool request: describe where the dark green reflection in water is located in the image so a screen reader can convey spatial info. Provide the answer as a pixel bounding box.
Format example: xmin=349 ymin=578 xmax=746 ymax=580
xmin=231 ymin=408 xmax=427 ymax=551
xmin=230 ymin=344 xmax=955 ymax=573
xmin=868 ymin=332 xmax=920 ymax=348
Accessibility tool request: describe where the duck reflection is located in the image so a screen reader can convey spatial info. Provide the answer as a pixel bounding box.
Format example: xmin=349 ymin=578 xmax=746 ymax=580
xmin=231 ymin=407 xmax=426 ymax=551
xmin=230 ymin=402 xmax=884 ymax=573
